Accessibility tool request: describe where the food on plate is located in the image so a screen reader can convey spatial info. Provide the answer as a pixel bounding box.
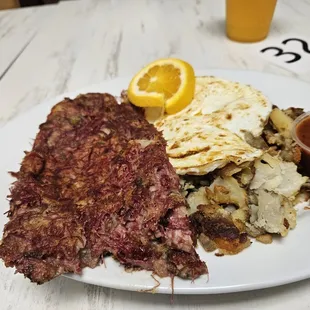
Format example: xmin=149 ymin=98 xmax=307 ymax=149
xmin=178 ymin=102 xmax=309 ymax=253
xmin=206 ymin=176 xmax=248 ymax=221
xmin=250 ymin=153 xmax=308 ymax=198
xmin=191 ymin=204 xmax=250 ymax=255
xmin=128 ymin=58 xmax=195 ymax=115
xmin=243 ymin=153 xmax=308 ymax=237
xmin=183 ymin=103 xmax=308 ymax=252
xmin=255 ymin=234 xmax=273 ymax=244
xmin=1 ymin=56 xmax=309 ymax=288
xmin=262 ymin=108 xmax=303 ymax=164
xmin=0 ymin=93 xmax=207 ymax=283
xmin=269 ymin=108 xmax=293 ymax=138
xmin=166 ymin=76 xmax=272 ymax=139
xmin=154 ymin=76 xmax=272 ymax=176
xmin=155 ymin=116 xmax=262 ymax=175
xmin=126 ymin=66 xmax=309 ymax=256
xmin=292 ymin=112 xmax=310 ymax=175
xmin=248 ymin=189 xmax=296 ymax=237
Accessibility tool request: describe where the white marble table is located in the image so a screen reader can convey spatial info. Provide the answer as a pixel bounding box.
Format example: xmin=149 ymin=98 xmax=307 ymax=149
xmin=1 ymin=0 xmax=310 ymax=309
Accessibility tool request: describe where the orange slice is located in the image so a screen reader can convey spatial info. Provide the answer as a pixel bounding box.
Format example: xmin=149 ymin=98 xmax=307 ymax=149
xmin=128 ymin=58 xmax=195 ymax=115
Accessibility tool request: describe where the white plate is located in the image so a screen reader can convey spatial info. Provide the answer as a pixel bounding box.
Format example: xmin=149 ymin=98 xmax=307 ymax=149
xmin=0 ymin=69 xmax=310 ymax=295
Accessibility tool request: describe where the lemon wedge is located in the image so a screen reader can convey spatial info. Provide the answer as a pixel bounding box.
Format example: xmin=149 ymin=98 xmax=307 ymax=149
xmin=128 ymin=58 xmax=195 ymax=115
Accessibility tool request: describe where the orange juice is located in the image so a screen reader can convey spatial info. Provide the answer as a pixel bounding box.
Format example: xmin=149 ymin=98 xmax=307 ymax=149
xmin=226 ymin=0 xmax=277 ymax=43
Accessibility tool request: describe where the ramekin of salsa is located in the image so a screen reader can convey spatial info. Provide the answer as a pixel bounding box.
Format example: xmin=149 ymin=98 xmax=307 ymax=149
xmin=292 ymin=112 xmax=310 ymax=174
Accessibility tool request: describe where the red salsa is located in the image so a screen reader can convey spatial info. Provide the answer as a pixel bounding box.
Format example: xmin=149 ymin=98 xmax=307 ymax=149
xmin=296 ymin=116 xmax=310 ymax=148
xmin=296 ymin=115 xmax=310 ymax=173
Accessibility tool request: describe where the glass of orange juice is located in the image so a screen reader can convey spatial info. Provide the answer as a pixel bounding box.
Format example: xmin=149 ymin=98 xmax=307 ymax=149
xmin=226 ymin=0 xmax=277 ymax=43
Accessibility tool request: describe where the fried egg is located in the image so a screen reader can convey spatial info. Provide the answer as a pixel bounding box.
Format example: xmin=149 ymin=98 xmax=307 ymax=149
xmin=155 ymin=115 xmax=262 ymax=175
xmin=162 ymin=76 xmax=272 ymax=139
xmin=154 ymin=76 xmax=272 ymax=175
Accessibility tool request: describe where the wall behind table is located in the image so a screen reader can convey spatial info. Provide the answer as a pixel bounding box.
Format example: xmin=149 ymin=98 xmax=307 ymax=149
xmin=0 ymin=0 xmax=20 ymax=10
xmin=0 ymin=0 xmax=59 ymax=9
xmin=19 ymin=0 xmax=59 ymax=6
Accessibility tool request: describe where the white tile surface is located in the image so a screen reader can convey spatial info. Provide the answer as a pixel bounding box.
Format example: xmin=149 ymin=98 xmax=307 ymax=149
xmin=0 ymin=0 xmax=310 ymax=309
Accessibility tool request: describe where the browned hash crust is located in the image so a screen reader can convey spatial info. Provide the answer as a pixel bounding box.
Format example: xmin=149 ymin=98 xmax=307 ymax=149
xmin=0 ymin=93 xmax=207 ymax=284
xmin=190 ymin=205 xmax=250 ymax=255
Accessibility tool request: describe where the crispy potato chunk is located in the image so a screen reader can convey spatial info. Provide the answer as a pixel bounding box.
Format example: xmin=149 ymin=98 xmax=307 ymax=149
xmin=206 ymin=176 xmax=248 ymax=209
xmin=270 ymin=108 xmax=293 ymax=138
xmin=256 ymin=234 xmax=273 ymax=244
xmin=191 ymin=204 xmax=251 ymax=255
